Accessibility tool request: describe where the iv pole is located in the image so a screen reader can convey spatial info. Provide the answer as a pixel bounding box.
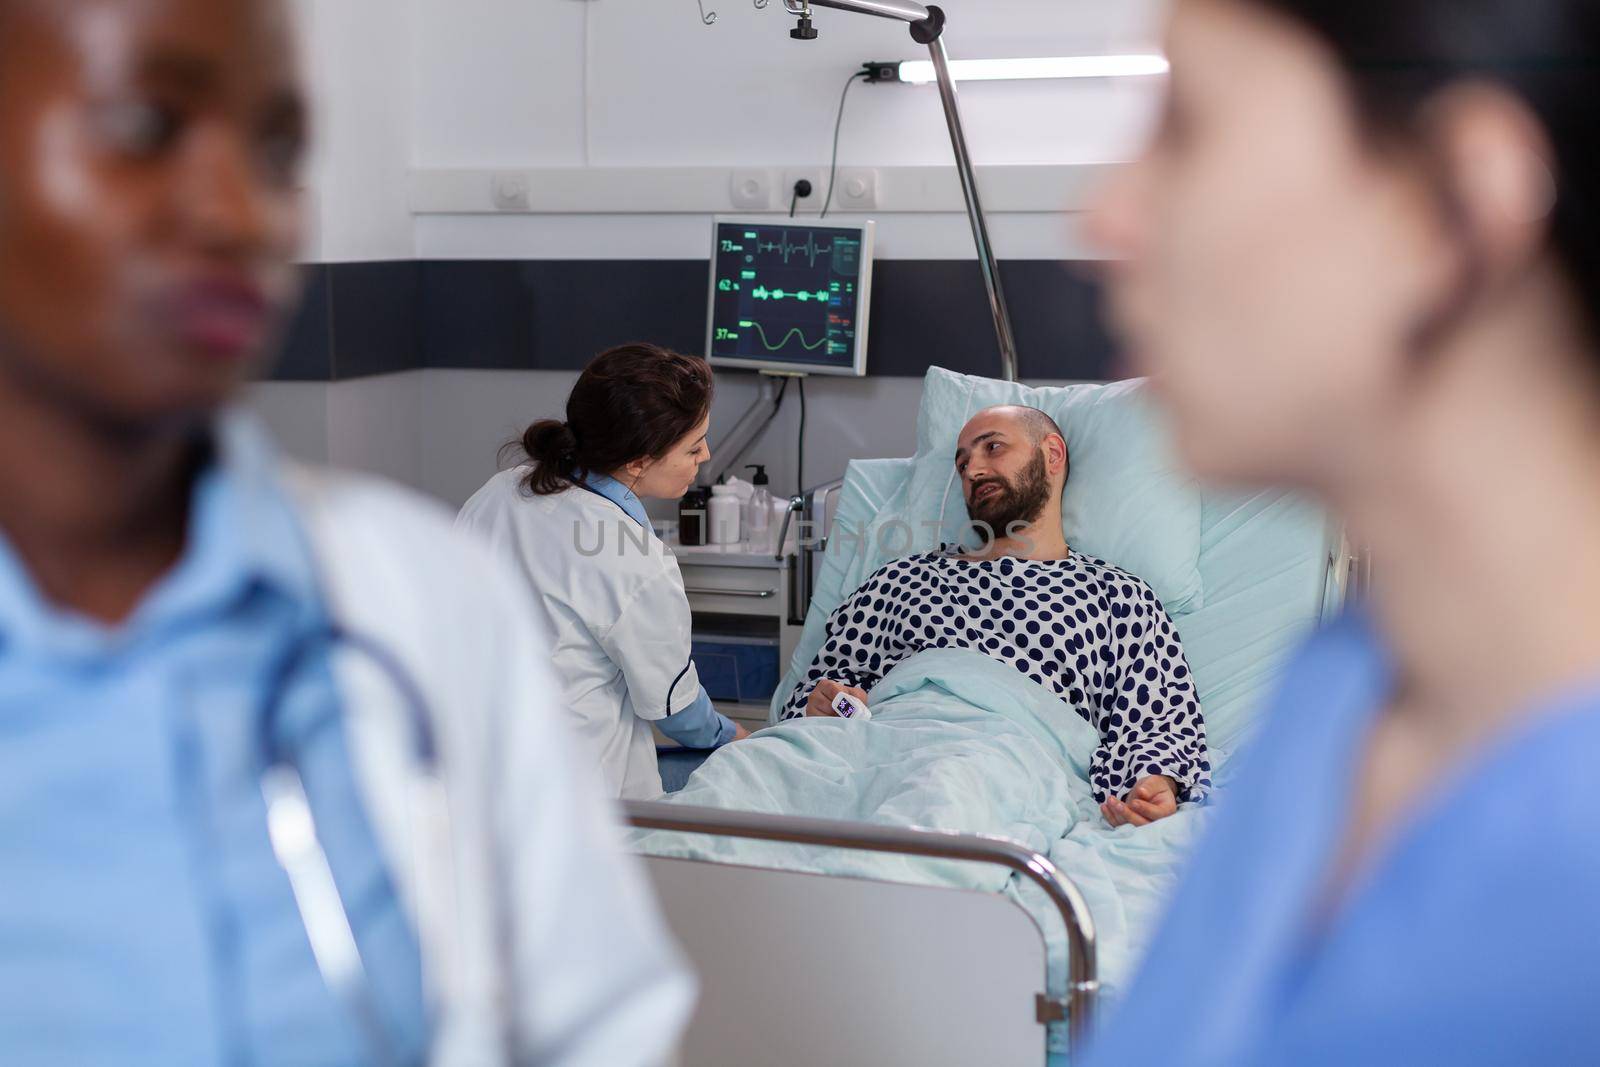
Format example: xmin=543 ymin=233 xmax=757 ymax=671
xmin=782 ymin=0 xmax=1021 ymax=382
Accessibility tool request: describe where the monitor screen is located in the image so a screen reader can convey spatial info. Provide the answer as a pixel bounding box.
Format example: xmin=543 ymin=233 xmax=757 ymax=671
xmin=705 ymin=217 xmax=875 ymax=377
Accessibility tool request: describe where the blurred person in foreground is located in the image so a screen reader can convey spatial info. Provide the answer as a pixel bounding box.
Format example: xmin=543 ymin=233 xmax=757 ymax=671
xmin=1084 ymin=0 xmax=1600 ymax=1063
xmin=0 ymin=0 xmax=690 ymax=1062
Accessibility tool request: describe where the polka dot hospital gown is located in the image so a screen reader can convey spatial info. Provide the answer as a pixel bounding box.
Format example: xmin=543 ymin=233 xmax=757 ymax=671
xmin=782 ymin=550 xmax=1212 ymax=803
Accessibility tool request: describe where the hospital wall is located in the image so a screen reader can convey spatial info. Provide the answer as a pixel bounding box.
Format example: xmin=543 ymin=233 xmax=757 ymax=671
xmin=252 ymin=0 xmax=1166 ymax=508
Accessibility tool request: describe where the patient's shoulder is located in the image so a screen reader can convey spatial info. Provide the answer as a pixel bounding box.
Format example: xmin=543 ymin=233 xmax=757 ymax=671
xmin=856 ymin=550 xmax=945 ymax=588
xmin=1071 ymin=552 xmax=1168 ymax=607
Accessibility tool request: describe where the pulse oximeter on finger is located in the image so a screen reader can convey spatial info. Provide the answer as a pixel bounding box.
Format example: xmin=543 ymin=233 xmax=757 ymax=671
xmin=832 ymin=692 xmax=872 ymax=720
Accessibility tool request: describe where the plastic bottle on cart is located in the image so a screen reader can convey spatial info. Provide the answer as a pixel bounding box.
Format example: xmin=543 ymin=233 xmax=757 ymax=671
xmin=744 ymin=465 xmax=773 ymax=551
xmin=708 ymin=482 xmax=743 ymax=545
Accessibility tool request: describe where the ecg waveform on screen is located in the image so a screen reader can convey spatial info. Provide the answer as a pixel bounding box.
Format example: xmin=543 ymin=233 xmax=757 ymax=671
xmin=751 ymin=286 xmax=832 ymax=302
xmin=757 ymin=234 xmax=834 ymax=267
xmin=750 ymin=322 xmax=829 ymax=353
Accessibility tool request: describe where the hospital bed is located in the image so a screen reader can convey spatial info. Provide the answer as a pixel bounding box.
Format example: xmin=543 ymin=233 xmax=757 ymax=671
xmin=629 ymin=369 xmax=1354 ymax=1065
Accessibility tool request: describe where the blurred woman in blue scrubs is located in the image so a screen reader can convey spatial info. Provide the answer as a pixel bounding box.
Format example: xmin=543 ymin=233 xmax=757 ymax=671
xmin=0 ymin=0 xmax=689 ymax=1063
xmin=1088 ymin=0 xmax=1600 ymax=1062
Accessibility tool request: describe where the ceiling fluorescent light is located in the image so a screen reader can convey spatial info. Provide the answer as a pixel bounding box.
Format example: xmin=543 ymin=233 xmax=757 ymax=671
xmin=891 ymin=54 xmax=1169 ymax=85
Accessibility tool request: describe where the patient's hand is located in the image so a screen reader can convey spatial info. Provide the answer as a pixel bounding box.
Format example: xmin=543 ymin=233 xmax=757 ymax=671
xmin=1101 ymin=776 xmax=1179 ymax=827
xmin=805 ymin=678 xmax=869 ymax=718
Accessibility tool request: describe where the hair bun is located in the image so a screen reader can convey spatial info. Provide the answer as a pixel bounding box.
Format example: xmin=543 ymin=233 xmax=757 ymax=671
xmin=554 ymin=421 xmax=578 ymax=458
xmin=523 ymin=419 xmax=579 ymax=463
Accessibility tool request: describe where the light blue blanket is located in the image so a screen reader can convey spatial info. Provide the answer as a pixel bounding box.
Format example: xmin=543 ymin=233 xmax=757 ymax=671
xmin=635 ymin=647 xmax=1210 ymax=1056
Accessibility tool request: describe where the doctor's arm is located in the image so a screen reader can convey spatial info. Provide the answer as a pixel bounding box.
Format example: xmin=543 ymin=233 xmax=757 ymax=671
xmin=654 ymin=688 xmax=747 ymax=748
xmin=599 ymin=571 xmax=742 ymax=740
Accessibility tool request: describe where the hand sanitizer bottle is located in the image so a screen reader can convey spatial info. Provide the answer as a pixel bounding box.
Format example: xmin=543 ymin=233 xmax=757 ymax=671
xmin=745 ymin=465 xmax=773 ymax=551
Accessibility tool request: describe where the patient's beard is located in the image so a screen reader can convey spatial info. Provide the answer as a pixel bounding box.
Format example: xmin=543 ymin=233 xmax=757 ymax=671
xmin=969 ymin=449 xmax=1052 ymax=544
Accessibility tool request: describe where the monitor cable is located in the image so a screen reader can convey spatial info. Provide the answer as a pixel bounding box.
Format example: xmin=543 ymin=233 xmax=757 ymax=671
xmin=820 ymin=70 xmax=868 ymax=219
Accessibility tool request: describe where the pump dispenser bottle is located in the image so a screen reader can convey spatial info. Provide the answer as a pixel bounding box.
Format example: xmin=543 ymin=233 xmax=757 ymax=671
xmin=745 ymin=465 xmax=774 ymax=551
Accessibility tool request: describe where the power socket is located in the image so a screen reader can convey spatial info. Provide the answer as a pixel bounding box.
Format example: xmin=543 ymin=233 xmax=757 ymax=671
xmin=834 ymin=167 xmax=880 ymax=210
xmin=783 ymin=168 xmax=826 ymax=210
xmin=490 ymin=172 xmax=530 ymax=211
xmin=730 ymin=168 xmax=776 ymax=210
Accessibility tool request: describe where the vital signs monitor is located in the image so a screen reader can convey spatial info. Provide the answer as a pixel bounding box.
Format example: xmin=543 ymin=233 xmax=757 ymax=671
xmin=705 ymin=217 xmax=875 ymax=377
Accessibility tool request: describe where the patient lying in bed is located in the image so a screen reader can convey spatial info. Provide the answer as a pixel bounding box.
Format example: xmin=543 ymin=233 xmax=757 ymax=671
xmin=782 ymin=405 xmax=1210 ymax=826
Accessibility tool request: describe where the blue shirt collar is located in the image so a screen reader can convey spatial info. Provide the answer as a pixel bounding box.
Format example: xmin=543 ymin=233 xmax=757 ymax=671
xmin=576 ymin=471 xmax=652 ymax=530
xmin=0 ymin=411 xmax=320 ymax=660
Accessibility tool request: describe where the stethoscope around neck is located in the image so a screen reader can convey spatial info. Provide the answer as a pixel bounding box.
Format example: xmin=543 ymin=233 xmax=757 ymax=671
xmin=257 ymin=620 xmax=456 ymax=1067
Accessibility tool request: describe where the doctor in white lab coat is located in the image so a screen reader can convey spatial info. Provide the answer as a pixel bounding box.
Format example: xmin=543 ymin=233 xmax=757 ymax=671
xmin=0 ymin=2 xmax=689 ymax=1063
xmin=458 ymin=344 xmax=749 ymax=799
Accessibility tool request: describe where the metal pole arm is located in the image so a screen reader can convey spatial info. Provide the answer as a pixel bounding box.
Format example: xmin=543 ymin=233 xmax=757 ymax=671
xmin=777 ymin=2 xmax=1019 ymax=380
xmin=798 ymin=0 xmax=932 ymax=23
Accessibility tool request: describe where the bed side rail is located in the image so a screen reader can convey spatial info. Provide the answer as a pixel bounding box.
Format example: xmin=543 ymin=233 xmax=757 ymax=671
xmin=1321 ymin=523 xmax=1365 ymax=622
xmin=623 ymin=800 xmax=1100 ymax=1054
xmin=775 ymin=477 xmax=845 ymax=624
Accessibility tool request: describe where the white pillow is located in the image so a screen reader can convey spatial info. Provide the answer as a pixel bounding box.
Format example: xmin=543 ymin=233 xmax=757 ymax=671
xmin=906 ymin=368 xmax=1205 ymax=615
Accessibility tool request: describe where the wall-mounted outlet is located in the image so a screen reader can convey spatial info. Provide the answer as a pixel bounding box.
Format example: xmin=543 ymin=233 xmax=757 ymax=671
xmin=783 ymin=168 xmax=826 ymax=211
xmin=730 ymin=168 xmax=776 ymax=210
xmin=491 ymin=172 xmax=530 ymax=211
xmin=834 ymin=167 xmax=880 ymax=211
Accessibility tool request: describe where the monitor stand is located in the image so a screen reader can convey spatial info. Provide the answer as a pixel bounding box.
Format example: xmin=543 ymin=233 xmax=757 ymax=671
xmin=708 ymin=370 xmax=808 ymax=486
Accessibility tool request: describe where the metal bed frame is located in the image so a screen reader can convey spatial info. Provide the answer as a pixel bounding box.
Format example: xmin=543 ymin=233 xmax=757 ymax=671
xmin=774 ymin=477 xmax=845 ymax=625
xmin=625 ymin=799 xmax=1100 ymax=1055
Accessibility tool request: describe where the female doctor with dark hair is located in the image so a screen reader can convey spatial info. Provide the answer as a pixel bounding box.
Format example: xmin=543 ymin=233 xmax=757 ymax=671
xmin=0 ymin=0 xmax=689 ymax=1062
xmin=1084 ymin=0 xmax=1600 ymax=1063
xmin=458 ymin=344 xmax=749 ymax=800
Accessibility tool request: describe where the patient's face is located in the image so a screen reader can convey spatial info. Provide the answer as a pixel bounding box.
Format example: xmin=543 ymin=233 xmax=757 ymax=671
xmin=1088 ymin=0 xmax=1452 ymax=490
xmin=956 ymin=413 xmax=1057 ymax=538
xmin=969 ymin=449 xmax=1050 ymax=540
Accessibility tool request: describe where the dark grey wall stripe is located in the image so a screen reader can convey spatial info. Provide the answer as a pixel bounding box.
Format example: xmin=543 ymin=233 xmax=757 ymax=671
xmin=267 ymin=259 xmax=1116 ymax=382
xmin=419 ymin=261 xmax=711 ymax=374
xmin=330 ymin=261 xmax=424 ymax=378
xmin=273 ymin=265 xmax=334 ymax=380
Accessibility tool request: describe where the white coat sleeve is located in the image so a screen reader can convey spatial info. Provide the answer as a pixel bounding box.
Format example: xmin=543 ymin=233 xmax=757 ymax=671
xmin=597 ymin=570 xmax=703 ymax=723
xmin=283 ymin=469 xmax=695 ymax=1067
xmin=484 ymin=574 xmax=697 ymax=1065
